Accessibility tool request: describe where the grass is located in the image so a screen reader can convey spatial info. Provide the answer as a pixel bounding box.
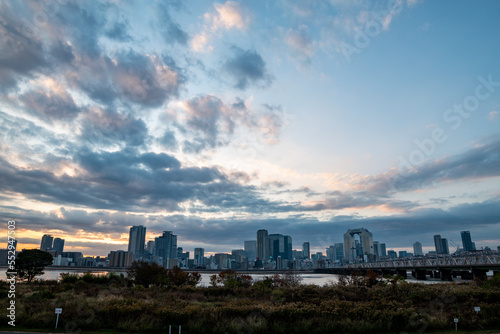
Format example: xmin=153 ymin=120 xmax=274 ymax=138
xmin=0 ymin=272 xmax=499 ymax=333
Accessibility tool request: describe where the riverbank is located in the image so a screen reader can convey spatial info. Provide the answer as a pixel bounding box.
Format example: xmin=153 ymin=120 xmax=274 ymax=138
xmin=1 ymin=271 xmax=499 ymax=333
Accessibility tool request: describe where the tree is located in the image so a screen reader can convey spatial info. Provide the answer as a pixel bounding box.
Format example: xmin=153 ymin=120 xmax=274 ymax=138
xmin=127 ymin=261 xmax=167 ymax=287
xmin=9 ymin=249 xmax=53 ymax=283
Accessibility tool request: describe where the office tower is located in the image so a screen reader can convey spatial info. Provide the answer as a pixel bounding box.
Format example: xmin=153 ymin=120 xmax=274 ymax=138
xmin=441 ymin=238 xmax=449 ymax=255
xmin=326 ymin=246 xmax=335 ymax=262
xmin=387 ymin=250 xmax=397 ymax=258
xmin=268 ymin=234 xmax=284 ymax=260
xmin=399 ymin=251 xmax=408 ymax=258
xmin=128 ymin=225 xmax=146 ymax=260
xmin=194 ymin=248 xmax=205 ymax=266
xmin=154 ymin=231 xmax=177 ymax=263
xmin=284 ymin=235 xmax=293 ymax=260
xmin=108 ymin=250 xmax=133 ymax=267
xmin=373 ymin=241 xmax=380 ymax=257
xmin=433 ymin=235 xmax=444 ymax=254
xmin=302 ymin=242 xmax=310 ymax=259
xmin=380 ymin=243 xmax=387 ymax=257
xmin=461 ymin=231 xmax=476 ymax=251
xmin=413 ymin=242 xmax=423 ymax=256
xmin=334 ymin=243 xmax=344 ymax=261
xmin=52 ymin=238 xmax=65 ymax=253
xmin=177 ymin=247 xmax=184 ymax=258
xmin=40 ymin=234 xmax=53 ymax=252
xmin=244 ymin=240 xmax=256 ymax=260
xmin=146 ymin=241 xmax=155 ymax=254
xmin=257 ymin=229 xmax=269 ymax=260
xmin=344 ymin=228 xmax=374 ymax=262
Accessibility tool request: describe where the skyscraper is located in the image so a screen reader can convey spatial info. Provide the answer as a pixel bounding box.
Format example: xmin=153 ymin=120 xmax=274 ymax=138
xmin=194 ymin=248 xmax=205 ymax=266
xmin=441 ymin=238 xmax=450 ymax=255
xmin=257 ymin=229 xmax=269 ymax=260
xmin=40 ymin=234 xmax=53 ymax=252
xmin=461 ymin=231 xmax=476 ymax=252
xmin=146 ymin=240 xmax=155 ymax=254
xmin=433 ymin=235 xmax=444 ymax=254
xmin=302 ymin=242 xmax=310 ymax=259
xmin=128 ymin=225 xmax=146 ymax=260
xmin=380 ymin=243 xmax=387 ymax=257
xmin=155 ymin=231 xmax=177 ymax=264
xmin=244 ymin=240 xmax=256 ymax=260
xmin=413 ymin=242 xmax=423 ymax=256
xmin=344 ymin=228 xmax=374 ymax=262
xmin=334 ymin=243 xmax=344 ymax=261
xmin=53 ymin=238 xmax=65 ymax=253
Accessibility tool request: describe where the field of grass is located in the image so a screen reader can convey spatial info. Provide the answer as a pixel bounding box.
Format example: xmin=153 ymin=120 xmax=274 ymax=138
xmin=1 ymin=270 xmax=500 ymax=333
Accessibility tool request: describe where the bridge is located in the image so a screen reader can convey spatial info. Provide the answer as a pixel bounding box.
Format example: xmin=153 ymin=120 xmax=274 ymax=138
xmin=316 ymin=251 xmax=500 ymax=281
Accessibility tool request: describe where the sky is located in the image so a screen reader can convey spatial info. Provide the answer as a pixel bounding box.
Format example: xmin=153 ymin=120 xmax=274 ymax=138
xmin=1 ymin=0 xmax=500 ymax=257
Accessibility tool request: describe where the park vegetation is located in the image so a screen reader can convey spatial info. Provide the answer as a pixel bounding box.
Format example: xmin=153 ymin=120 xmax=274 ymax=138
xmin=1 ymin=263 xmax=500 ymax=333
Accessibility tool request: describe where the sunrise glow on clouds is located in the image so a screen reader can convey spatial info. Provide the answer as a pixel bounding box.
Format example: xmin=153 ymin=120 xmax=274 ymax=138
xmin=1 ymin=0 xmax=500 ymax=256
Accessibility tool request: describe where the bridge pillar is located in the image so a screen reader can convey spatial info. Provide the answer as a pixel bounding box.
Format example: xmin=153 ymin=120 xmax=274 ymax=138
xmin=415 ymin=269 xmax=427 ymax=280
xmin=452 ymin=271 xmax=458 ymax=278
xmin=411 ymin=270 xmax=416 ymax=278
xmin=397 ymin=269 xmax=407 ymax=279
xmin=460 ymin=271 xmax=473 ymax=280
xmin=439 ymin=269 xmax=453 ymax=281
xmin=472 ymin=269 xmax=487 ymax=281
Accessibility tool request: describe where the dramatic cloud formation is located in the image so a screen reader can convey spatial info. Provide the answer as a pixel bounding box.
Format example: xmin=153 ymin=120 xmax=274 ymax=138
xmin=1 ymin=0 xmax=499 ymax=256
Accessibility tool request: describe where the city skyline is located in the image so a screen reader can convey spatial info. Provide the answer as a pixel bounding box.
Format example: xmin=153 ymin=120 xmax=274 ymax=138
xmin=1 ymin=1 xmax=500 ymax=256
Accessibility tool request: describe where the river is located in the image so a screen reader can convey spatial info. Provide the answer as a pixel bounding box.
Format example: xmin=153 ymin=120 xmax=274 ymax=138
xmin=0 ymin=268 xmax=474 ymax=285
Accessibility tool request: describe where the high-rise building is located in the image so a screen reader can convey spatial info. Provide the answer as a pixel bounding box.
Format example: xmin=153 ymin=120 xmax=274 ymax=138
xmin=257 ymin=229 xmax=269 ymax=260
xmin=52 ymin=238 xmax=65 ymax=253
xmin=441 ymin=238 xmax=450 ymax=255
xmin=373 ymin=241 xmax=380 ymax=257
xmin=399 ymin=250 xmax=408 ymax=258
xmin=413 ymin=242 xmax=423 ymax=256
xmin=434 ymin=235 xmax=444 ymax=254
xmin=194 ymin=248 xmax=205 ymax=266
xmin=387 ymin=250 xmax=397 ymax=258
xmin=344 ymin=228 xmax=374 ymax=262
xmin=268 ymin=234 xmax=284 ymax=260
xmin=334 ymin=243 xmax=344 ymax=261
xmin=155 ymin=231 xmax=177 ymax=264
xmin=302 ymin=242 xmax=310 ymax=259
xmin=380 ymin=243 xmax=387 ymax=257
xmin=108 ymin=250 xmax=133 ymax=267
xmin=244 ymin=240 xmax=256 ymax=260
xmin=128 ymin=225 xmax=146 ymax=260
xmin=40 ymin=234 xmax=53 ymax=252
xmin=461 ymin=231 xmax=476 ymax=252
xmin=284 ymin=235 xmax=292 ymax=261
xmin=146 ymin=240 xmax=155 ymax=254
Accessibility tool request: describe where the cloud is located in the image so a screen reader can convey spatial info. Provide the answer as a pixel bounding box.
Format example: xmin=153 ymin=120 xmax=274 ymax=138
xmin=166 ymin=95 xmax=286 ymax=152
xmin=190 ymin=1 xmax=250 ymax=52
xmin=156 ymin=2 xmax=189 ymax=46
xmin=19 ymin=77 xmax=82 ymax=121
xmin=80 ymin=108 xmax=149 ymax=147
xmin=66 ymin=51 xmax=184 ymax=108
xmin=366 ymin=137 xmax=500 ymax=195
xmin=210 ymin=1 xmax=250 ymax=31
xmin=488 ymin=111 xmax=499 ymax=121
xmin=222 ymin=47 xmax=273 ymax=90
xmin=286 ymin=26 xmax=314 ymax=67
xmin=0 ymin=2 xmax=47 ymax=91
